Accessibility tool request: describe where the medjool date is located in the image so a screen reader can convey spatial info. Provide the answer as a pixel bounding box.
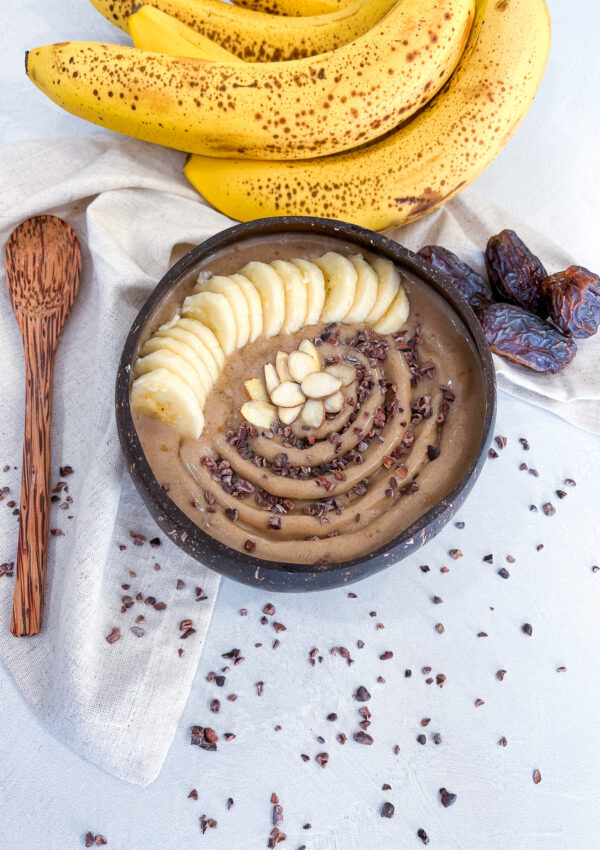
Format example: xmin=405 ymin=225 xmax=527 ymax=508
xmin=418 ymin=245 xmax=492 ymax=308
xmin=476 ymin=302 xmax=576 ymax=373
xmin=541 ymin=265 xmax=600 ymax=338
xmin=485 ymin=229 xmax=547 ymax=314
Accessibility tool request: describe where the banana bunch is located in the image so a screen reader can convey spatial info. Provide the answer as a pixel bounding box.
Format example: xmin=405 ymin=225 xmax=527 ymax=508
xmin=131 ymin=252 xmax=408 ymax=438
xmin=26 ymin=0 xmax=550 ymax=228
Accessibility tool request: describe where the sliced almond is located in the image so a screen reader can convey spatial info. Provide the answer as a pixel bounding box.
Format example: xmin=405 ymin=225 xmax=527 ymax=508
xmin=301 ymin=371 xmax=342 ymax=399
xmin=244 ymin=378 xmax=269 ymax=402
xmin=301 ymin=399 xmax=325 ymax=428
xmin=288 ymin=350 xmax=316 ymax=383
xmin=275 ymin=350 xmax=292 ymax=383
xmin=264 ymin=363 xmax=280 ymax=396
xmin=324 ymin=391 xmax=344 ymax=413
xmin=278 ymin=405 xmax=302 ymax=425
xmin=298 ymin=338 xmax=321 ymax=372
xmin=270 ymin=380 xmax=306 ymax=408
xmin=325 ymin=363 xmax=356 ymax=387
xmin=240 ymin=400 xmax=277 ymax=430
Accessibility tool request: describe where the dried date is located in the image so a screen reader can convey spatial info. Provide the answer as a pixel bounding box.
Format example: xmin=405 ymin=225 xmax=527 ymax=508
xmin=418 ymin=245 xmax=492 ymax=308
xmin=476 ymin=302 xmax=576 ymax=373
xmin=485 ymin=229 xmax=547 ymax=314
xmin=541 ymin=265 xmax=600 ymax=338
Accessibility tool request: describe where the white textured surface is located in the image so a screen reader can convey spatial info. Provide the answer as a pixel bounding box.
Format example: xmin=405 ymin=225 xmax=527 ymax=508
xmin=1 ymin=0 xmax=600 ymax=848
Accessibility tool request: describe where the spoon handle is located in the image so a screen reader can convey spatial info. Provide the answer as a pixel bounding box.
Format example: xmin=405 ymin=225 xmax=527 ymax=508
xmin=11 ymin=315 xmax=58 ymax=636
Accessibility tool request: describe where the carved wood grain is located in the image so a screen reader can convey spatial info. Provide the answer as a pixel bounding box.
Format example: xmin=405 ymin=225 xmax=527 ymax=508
xmin=5 ymin=216 xmax=81 ymax=636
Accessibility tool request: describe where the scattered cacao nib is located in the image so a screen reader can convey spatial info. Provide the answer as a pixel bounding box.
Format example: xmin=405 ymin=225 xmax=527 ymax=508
xmin=439 ymin=788 xmax=457 ymax=808
xmin=564 ymin=478 xmax=576 ymax=487
xmin=105 ymin=627 xmax=121 ymax=644
xmin=315 ymin=752 xmax=329 ymax=768
xmin=530 ymin=504 xmax=538 ymax=512
xmin=227 ymin=798 xmax=234 ymax=810
xmin=85 ymin=833 xmax=94 ymax=847
xmin=353 ymin=731 xmax=373 ymax=745
xmin=488 ymin=448 xmax=499 ymax=459
xmin=477 ymin=631 xmax=488 ymax=638
xmin=256 ymin=681 xmax=264 ymax=696
xmin=533 ymin=769 xmax=542 ymax=784
xmin=495 ymin=435 xmax=507 ymax=449
xmin=475 ymin=699 xmax=485 ymax=707
xmin=556 ymin=666 xmax=567 ymax=673
xmin=498 ymin=568 xmax=510 ymax=580
xmin=418 ymin=244 xmax=492 ymax=308
xmin=420 ymin=565 xmax=430 ymax=573
xmin=300 ymin=753 xmax=310 ymax=762
xmin=393 ymin=744 xmax=400 ymax=755
xmin=435 ymin=623 xmax=445 ymax=634
xmin=522 ymin=623 xmax=533 ymax=636
xmin=191 ymin=726 xmax=218 ymax=751
xmin=529 ymin=468 xmax=539 ymax=477
xmin=244 ymin=539 xmax=256 ymax=553
xmin=379 ymin=651 xmax=393 ymax=660
xmin=210 ymin=699 xmax=220 ymax=714
xmin=449 ymin=549 xmax=462 ymax=560
xmin=421 ymin=718 xmax=431 ymax=727
xmin=497 ymin=669 xmax=507 ymax=681
xmin=381 ymin=802 xmax=395 ymax=819
xmin=455 ymin=521 xmax=465 ymax=529
xmin=354 ymin=685 xmax=371 ymax=702
xmin=485 ymin=229 xmax=547 ymax=314
xmin=476 ymin=302 xmax=576 ymax=373
xmin=130 ymin=626 xmax=145 ymax=638
xmin=188 ymin=789 xmax=198 ymax=800
xmin=432 ymin=732 xmax=442 ymax=745
xmin=556 ymin=489 xmax=567 ymax=500
xmin=542 ymin=502 xmax=556 ymax=516
xmin=95 ymin=838 xmax=107 ymax=847
xmin=327 ymin=713 xmax=338 ymax=721
xmin=337 ymin=733 xmax=347 ymax=745
xmin=417 ymin=828 xmax=430 ymax=845
xmin=417 ymin=734 xmax=426 ymax=745
xmin=427 ymin=444 xmax=441 ymax=461
xmin=499 ymin=737 xmax=508 ymax=747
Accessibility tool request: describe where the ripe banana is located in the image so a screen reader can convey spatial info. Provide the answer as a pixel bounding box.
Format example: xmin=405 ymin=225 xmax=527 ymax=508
xmin=28 ymin=0 xmax=474 ymax=160
xmin=129 ymin=6 xmax=242 ymax=62
xmin=232 ymin=0 xmax=348 ymax=15
xmin=185 ymin=0 xmax=551 ymax=230
xmin=89 ymin=0 xmax=398 ymax=62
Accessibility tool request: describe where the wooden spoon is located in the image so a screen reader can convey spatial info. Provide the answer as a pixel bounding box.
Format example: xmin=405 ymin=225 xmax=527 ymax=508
xmin=5 ymin=215 xmax=82 ymax=636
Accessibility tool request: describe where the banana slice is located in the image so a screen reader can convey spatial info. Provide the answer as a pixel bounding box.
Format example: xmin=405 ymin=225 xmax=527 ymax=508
xmin=301 ymin=371 xmax=342 ymax=399
xmin=366 ymin=257 xmax=401 ymax=324
xmin=270 ymin=381 xmax=306 ymax=408
xmin=275 ymin=350 xmax=293 ymax=383
xmin=264 ymin=363 xmax=280 ymax=396
xmin=298 ymin=339 xmax=321 ymax=371
xmin=324 ymin=391 xmax=344 ymax=413
xmin=142 ymin=336 xmax=212 ymax=398
xmin=278 ymin=405 xmax=302 ymax=425
xmin=155 ymin=323 xmax=220 ymax=383
xmin=134 ymin=349 xmax=207 ymax=405
xmin=345 ymin=255 xmax=378 ymax=323
xmin=131 ymin=368 xmax=204 ymax=440
xmin=174 ymin=318 xmax=226 ymax=371
xmin=196 ymin=275 xmax=250 ymax=349
xmin=288 ymin=350 xmax=316 ymax=383
xmin=315 ymin=252 xmax=358 ymax=323
xmin=325 ymin=363 xmax=356 ymax=386
xmin=244 ymin=378 xmax=269 ymax=402
xmin=301 ymin=399 xmax=325 ymax=428
xmin=229 ymin=273 xmax=263 ymax=342
xmin=240 ymin=400 xmax=277 ymax=430
xmin=240 ymin=261 xmax=285 ymax=338
xmin=373 ymin=285 xmax=410 ymax=334
xmin=272 ymin=260 xmax=308 ymax=335
xmin=182 ymin=291 xmax=237 ymax=357
xmin=291 ymin=258 xmax=326 ymax=326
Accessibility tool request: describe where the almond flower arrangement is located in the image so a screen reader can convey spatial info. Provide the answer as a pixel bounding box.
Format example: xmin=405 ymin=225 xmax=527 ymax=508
xmin=241 ymin=339 xmax=357 ymax=430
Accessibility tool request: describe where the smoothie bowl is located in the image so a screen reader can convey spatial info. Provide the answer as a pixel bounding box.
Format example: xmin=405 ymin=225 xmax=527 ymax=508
xmin=116 ymin=217 xmax=496 ymax=591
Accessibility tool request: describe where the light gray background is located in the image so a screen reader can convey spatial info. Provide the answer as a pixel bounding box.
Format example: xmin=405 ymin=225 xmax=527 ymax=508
xmin=1 ymin=1 xmax=599 ymax=848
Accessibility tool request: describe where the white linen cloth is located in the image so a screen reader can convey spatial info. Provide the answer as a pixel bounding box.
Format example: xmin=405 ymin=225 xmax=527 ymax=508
xmin=0 ymin=134 xmax=598 ymax=786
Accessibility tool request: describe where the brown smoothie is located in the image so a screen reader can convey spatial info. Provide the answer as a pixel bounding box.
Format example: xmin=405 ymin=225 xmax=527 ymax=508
xmin=132 ymin=234 xmax=486 ymax=565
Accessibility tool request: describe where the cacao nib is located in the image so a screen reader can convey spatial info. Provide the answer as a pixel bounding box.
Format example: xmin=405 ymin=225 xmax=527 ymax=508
xmin=541 ymin=265 xmax=600 ymax=338
xmin=485 ymin=229 xmax=547 ymax=314
xmin=418 ymin=245 xmax=492 ymax=308
xmin=476 ymin=302 xmax=576 ymax=373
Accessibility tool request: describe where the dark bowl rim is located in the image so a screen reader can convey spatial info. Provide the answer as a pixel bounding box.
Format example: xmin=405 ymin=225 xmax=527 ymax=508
xmin=116 ymin=215 xmax=496 ymax=576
